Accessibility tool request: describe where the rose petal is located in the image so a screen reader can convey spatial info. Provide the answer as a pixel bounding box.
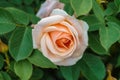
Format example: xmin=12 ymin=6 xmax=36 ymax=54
xmin=36 ymin=0 xmax=64 ymax=18
xmin=33 ymin=15 xmax=65 ymax=48
xmin=50 ymin=9 xmax=68 ymax=16
xmin=32 ymin=29 xmax=38 ymax=48
xmin=37 ymin=15 xmax=65 ymax=27
xmin=46 ymin=33 xmax=75 ymax=58
xmin=44 ymin=26 xmax=69 ymax=33
xmin=41 ymin=33 xmax=63 ymax=62
xmin=54 ymin=55 xmax=83 ymax=66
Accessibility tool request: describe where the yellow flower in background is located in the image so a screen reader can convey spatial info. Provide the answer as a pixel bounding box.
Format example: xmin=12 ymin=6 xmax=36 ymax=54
xmin=0 ymin=39 xmax=8 ymax=53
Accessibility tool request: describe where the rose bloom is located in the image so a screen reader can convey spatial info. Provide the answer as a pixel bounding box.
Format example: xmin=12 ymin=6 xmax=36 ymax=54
xmin=32 ymin=9 xmax=89 ymax=66
xmin=36 ymin=0 xmax=64 ymax=18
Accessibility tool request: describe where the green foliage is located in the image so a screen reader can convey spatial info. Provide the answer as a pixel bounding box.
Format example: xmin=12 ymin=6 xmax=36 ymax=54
xmin=28 ymin=50 xmax=57 ymax=68
xmin=0 ymin=0 xmax=120 ymax=80
xmin=92 ymin=0 xmax=104 ymax=23
xmin=99 ymin=22 xmax=120 ymax=51
xmin=78 ymin=54 xmax=105 ymax=80
xmin=0 ymin=55 xmax=4 ymax=69
xmin=9 ymin=27 xmax=33 ymax=61
xmin=70 ymin=0 xmax=92 ymax=17
xmin=14 ymin=60 xmax=33 ymax=80
xmin=0 ymin=71 xmax=11 ymax=80
xmin=6 ymin=7 xmax=29 ymax=25
xmin=89 ymin=33 xmax=108 ymax=55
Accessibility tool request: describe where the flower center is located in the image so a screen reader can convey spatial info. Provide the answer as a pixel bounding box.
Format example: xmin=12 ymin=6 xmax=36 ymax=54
xmin=56 ymin=37 xmax=72 ymax=49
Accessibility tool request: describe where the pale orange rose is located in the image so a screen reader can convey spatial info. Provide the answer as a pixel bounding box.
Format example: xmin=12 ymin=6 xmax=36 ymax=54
xmin=32 ymin=9 xmax=89 ymax=66
xmin=36 ymin=0 xmax=64 ymax=18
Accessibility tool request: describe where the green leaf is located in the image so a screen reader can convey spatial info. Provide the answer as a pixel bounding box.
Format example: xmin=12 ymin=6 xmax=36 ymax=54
xmin=14 ymin=60 xmax=32 ymax=80
xmin=89 ymin=33 xmax=108 ymax=55
xmin=5 ymin=7 xmax=29 ymax=25
xmin=60 ymin=0 xmax=74 ymax=15
xmin=60 ymin=65 xmax=80 ymax=80
xmin=0 ymin=8 xmax=16 ymax=34
xmin=99 ymin=22 xmax=120 ymax=51
xmin=114 ymin=0 xmax=120 ymax=8
xmin=104 ymin=2 xmax=117 ymax=16
xmin=28 ymin=50 xmax=57 ymax=68
xmin=0 ymin=8 xmax=14 ymax=23
xmin=0 ymin=1 xmax=14 ymax=7
xmin=0 ymin=72 xmax=11 ymax=80
xmin=29 ymin=14 xmax=40 ymax=24
xmin=30 ymin=68 xmax=44 ymax=80
xmin=116 ymin=55 xmax=120 ymax=67
xmin=70 ymin=0 xmax=92 ymax=17
xmin=106 ymin=16 xmax=120 ymax=26
xmin=78 ymin=54 xmax=105 ymax=80
xmin=0 ymin=55 xmax=4 ymax=69
xmin=0 ymin=23 xmax=16 ymax=34
xmin=92 ymin=0 xmax=104 ymax=23
xmin=9 ymin=27 xmax=33 ymax=61
xmin=82 ymin=15 xmax=103 ymax=31
xmin=23 ymin=0 xmax=33 ymax=5
xmin=9 ymin=0 xmax=22 ymax=5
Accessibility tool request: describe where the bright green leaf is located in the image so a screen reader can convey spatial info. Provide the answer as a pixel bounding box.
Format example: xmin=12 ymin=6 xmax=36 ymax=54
xmin=5 ymin=7 xmax=29 ymax=25
xmin=28 ymin=50 xmax=57 ymax=68
xmin=92 ymin=0 xmax=104 ymax=23
xmin=9 ymin=27 xmax=33 ymax=61
xmin=89 ymin=33 xmax=108 ymax=55
xmin=78 ymin=54 xmax=105 ymax=80
xmin=14 ymin=60 xmax=33 ymax=80
xmin=70 ymin=0 xmax=92 ymax=17
xmin=99 ymin=22 xmax=120 ymax=51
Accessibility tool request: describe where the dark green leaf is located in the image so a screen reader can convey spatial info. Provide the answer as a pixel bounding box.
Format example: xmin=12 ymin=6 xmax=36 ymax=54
xmin=9 ymin=27 xmax=33 ymax=61
xmin=0 ymin=72 xmax=11 ymax=80
xmin=0 ymin=55 xmax=4 ymax=69
xmin=23 ymin=0 xmax=33 ymax=5
xmin=89 ymin=33 xmax=108 ymax=55
xmin=30 ymin=68 xmax=44 ymax=80
xmin=60 ymin=65 xmax=80 ymax=80
xmin=14 ymin=60 xmax=33 ymax=80
xmin=6 ymin=7 xmax=29 ymax=25
xmin=0 ymin=23 xmax=16 ymax=34
xmin=70 ymin=0 xmax=92 ymax=17
xmin=78 ymin=54 xmax=105 ymax=80
xmin=116 ymin=55 xmax=120 ymax=67
xmin=28 ymin=50 xmax=57 ymax=68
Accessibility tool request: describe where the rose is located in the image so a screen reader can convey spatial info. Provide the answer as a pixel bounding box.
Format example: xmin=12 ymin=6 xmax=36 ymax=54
xmin=36 ymin=0 xmax=64 ymax=18
xmin=32 ymin=9 xmax=89 ymax=66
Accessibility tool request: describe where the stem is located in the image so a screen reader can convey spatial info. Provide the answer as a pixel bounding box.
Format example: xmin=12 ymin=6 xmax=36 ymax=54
xmin=4 ymin=52 xmax=10 ymax=71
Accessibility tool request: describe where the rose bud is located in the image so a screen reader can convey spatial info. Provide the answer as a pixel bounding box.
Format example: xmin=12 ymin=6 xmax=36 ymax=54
xmin=0 ymin=39 xmax=8 ymax=53
xmin=32 ymin=9 xmax=89 ymax=66
xmin=36 ymin=0 xmax=64 ymax=18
